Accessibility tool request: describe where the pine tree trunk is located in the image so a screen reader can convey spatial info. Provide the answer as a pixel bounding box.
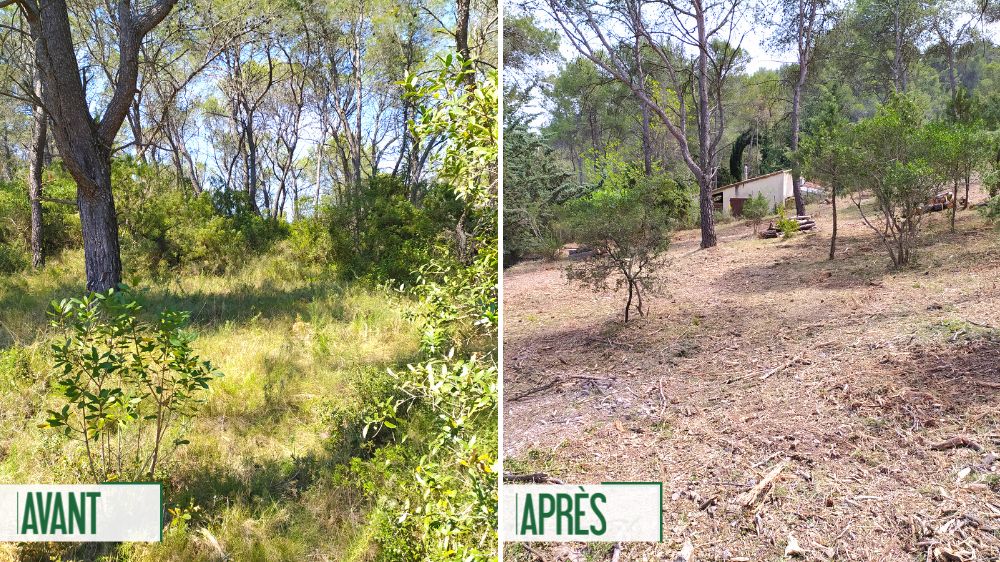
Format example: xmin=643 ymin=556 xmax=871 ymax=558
xmin=790 ymin=69 xmax=807 ymax=216
xmin=698 ymin=173 xmax=717 ymax=249
xmin=78 ymin=169 xmax=123 ymax=292
xmin=695 ymin=4 xmax=716 ymax=249
xmin=28 ymin=74 xmax=47 ymax=269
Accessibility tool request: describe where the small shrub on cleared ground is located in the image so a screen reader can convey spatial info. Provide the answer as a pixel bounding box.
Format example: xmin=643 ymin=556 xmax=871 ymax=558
xmin=741 ymin=193 xmax=770 ymax=232
xmin=847 ymin=94 xmax=944 ymax=267
xmin=560 ymin=178 xmax=681 ymax=322
xmin=776 ymin=207 xmax=800 ymax=239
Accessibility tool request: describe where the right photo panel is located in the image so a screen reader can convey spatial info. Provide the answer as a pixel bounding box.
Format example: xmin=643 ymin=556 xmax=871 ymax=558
xmin=502 ymin=0 xmax=1000 ymax=559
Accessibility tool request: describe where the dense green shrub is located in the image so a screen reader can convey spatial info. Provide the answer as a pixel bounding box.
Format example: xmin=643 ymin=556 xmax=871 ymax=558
xmin=0 ymin=165 xmax=88 ymax=269
xmin=0 ymin=244 xmax=27 ymax=274
xmin=0 ymin=180 xmax=31 ymax=273
xmin=979 ymin=194 xmax=1000 ymax=221
xmin=503 ymin=124 xmax=578 ymax=265
xmin=114 ymin=159 xmax=287 ymax=276
xmin=317 ymin=175 xmax=462 ymax=284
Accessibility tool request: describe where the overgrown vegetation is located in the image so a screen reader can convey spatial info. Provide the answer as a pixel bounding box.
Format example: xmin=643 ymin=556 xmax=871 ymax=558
xmin=0 ymin=0 xmax=498 ymax=557
xmin=357 ymin=57 xmax=499 ymax=561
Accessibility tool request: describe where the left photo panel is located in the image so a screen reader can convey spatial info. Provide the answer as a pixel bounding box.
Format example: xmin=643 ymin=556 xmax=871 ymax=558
xmin=0 ymin=0 xmax=498 ymax=558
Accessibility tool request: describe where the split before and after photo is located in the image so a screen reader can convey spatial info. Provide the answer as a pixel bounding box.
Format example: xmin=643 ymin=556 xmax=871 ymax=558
xmin=1 ymin=0 xmax=1000 ymax=559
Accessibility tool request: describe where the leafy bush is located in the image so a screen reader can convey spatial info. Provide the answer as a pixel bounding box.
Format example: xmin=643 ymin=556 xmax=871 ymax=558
xmin=356 ymin=57 xmax=499 ymax=561
xmin=560 ymin=179 xmax=681 ymax=322
xmin=984 ymin=167 xmax=1000 ymax=198
xmin=114 ymin=158 xmax=287 ymax=276
xmin=0 ymin=244 xmax=27 ymax=274
xmin=742 ymin=193 xmax=770 ymax=232
xmin=846 ymin=94 xmax=943 ymax=267
xmin=287 ymin=217 xmax=333 ymax=268
xmin=776 ymin=207 xmax=800 ymax=239
xmin=0 ymin=180 xmax=30 ymax=273
xmin=308 ymin=175 xmax=462 ymax=285
xmin=503 ymin=123 xmax=577 ymax=265
xmin=315 ymin=175 xmax=463 ymax=285
xmin=0 ymin=171 xmax=80 ymax=274
xmin=45 ymin=287 xmax=219 ymax=482
xmin=0 ymin=345 xmax=32 ymax=391
xmin=979 ymin=194 xmax=1000 ymax=222
xmin=365 ymin=354 xmax=498 ymax=561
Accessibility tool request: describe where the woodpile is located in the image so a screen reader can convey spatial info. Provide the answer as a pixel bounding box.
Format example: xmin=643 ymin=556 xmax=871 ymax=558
xmin=760 ymin=216 xmax=816 ymax=239
xmin=919 ymin=192 xmax=955 ymax=215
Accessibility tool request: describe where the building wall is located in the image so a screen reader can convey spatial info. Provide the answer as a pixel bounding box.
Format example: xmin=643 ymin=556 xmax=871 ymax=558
xmin=717 ymin=171 xmax=793 ymax=215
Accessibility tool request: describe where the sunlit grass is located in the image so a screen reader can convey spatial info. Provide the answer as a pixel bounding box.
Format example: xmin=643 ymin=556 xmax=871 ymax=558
xmin=0 ymin=249 xmax=420 ymax=561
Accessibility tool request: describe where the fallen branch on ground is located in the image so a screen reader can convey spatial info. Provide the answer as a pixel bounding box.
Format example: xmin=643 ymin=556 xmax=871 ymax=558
xmin=503 ymin=472 xmax=566 ymax=484
xmin=735 ymin=461 xmax=787 ymax=509
xmin=930 ymin=437 xmax=983 ymax=452
xmin=761 ymin=355 xmax=804 ymax=380
xmin=508 ymin=380 xmax=560 ymax=401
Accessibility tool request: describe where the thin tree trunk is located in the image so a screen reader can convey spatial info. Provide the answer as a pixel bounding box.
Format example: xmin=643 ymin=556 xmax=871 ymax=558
xmin=790 ymin=75 xmax=806 ymax=216
xmin=29 ymin=72 xmax=47 ymax=269
xmin=636 ymin=34 xmax=652 ymax=176
xmin=698 ymin=173 xmax=717 ymax=248
xmin=246 ymin=123 xmax=260 ymax=215
xmin=829 ymin=185 xmax=837 ymax=260
xmin=315 ymin=130 xmax=325 ymax=210
xmin=624 ymin=279 xmax=633 ymax=323
xmin=641 ymin=104 xmax=652 ymax=176
xmin=951 ymin=178 xmax=958 ymax=231
xmin=695 ymin=4 xmax=717 ymax=249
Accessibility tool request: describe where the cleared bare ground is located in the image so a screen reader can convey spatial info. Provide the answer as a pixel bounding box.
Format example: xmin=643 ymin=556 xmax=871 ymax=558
xmin=503 ymin=192 xmax=1000 ymax=561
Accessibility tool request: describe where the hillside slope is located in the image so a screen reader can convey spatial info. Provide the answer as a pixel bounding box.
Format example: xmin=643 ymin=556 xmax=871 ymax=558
xmin=504 ymin=194 xmax=1000 ymax=560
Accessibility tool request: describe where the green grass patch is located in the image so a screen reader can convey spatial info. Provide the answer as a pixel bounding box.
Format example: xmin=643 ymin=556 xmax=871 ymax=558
xmin=0 ymin=250 xmax=421 ymax=561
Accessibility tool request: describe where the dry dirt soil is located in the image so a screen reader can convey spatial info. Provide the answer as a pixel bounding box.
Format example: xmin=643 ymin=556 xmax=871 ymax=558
xmin=503 ymin=193 xmax=1000 ymax=562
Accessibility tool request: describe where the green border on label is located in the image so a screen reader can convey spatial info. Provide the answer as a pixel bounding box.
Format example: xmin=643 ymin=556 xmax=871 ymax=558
xmin=600 ymin=481 xmax=663 ymax=543
xmin=103 ymin=481 xmax=163 ymax=542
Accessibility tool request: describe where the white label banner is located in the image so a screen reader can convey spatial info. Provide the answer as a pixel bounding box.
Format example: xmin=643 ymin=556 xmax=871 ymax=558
xmin=0 ymin=484 xmax=161 ymax=542
xmin=503 ymin=483 xmax=662 ymax=542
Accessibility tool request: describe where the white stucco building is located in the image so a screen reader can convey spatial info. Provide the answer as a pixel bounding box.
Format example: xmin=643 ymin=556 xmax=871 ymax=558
xmin=712 ymin=170 xmax=795 ymax=216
